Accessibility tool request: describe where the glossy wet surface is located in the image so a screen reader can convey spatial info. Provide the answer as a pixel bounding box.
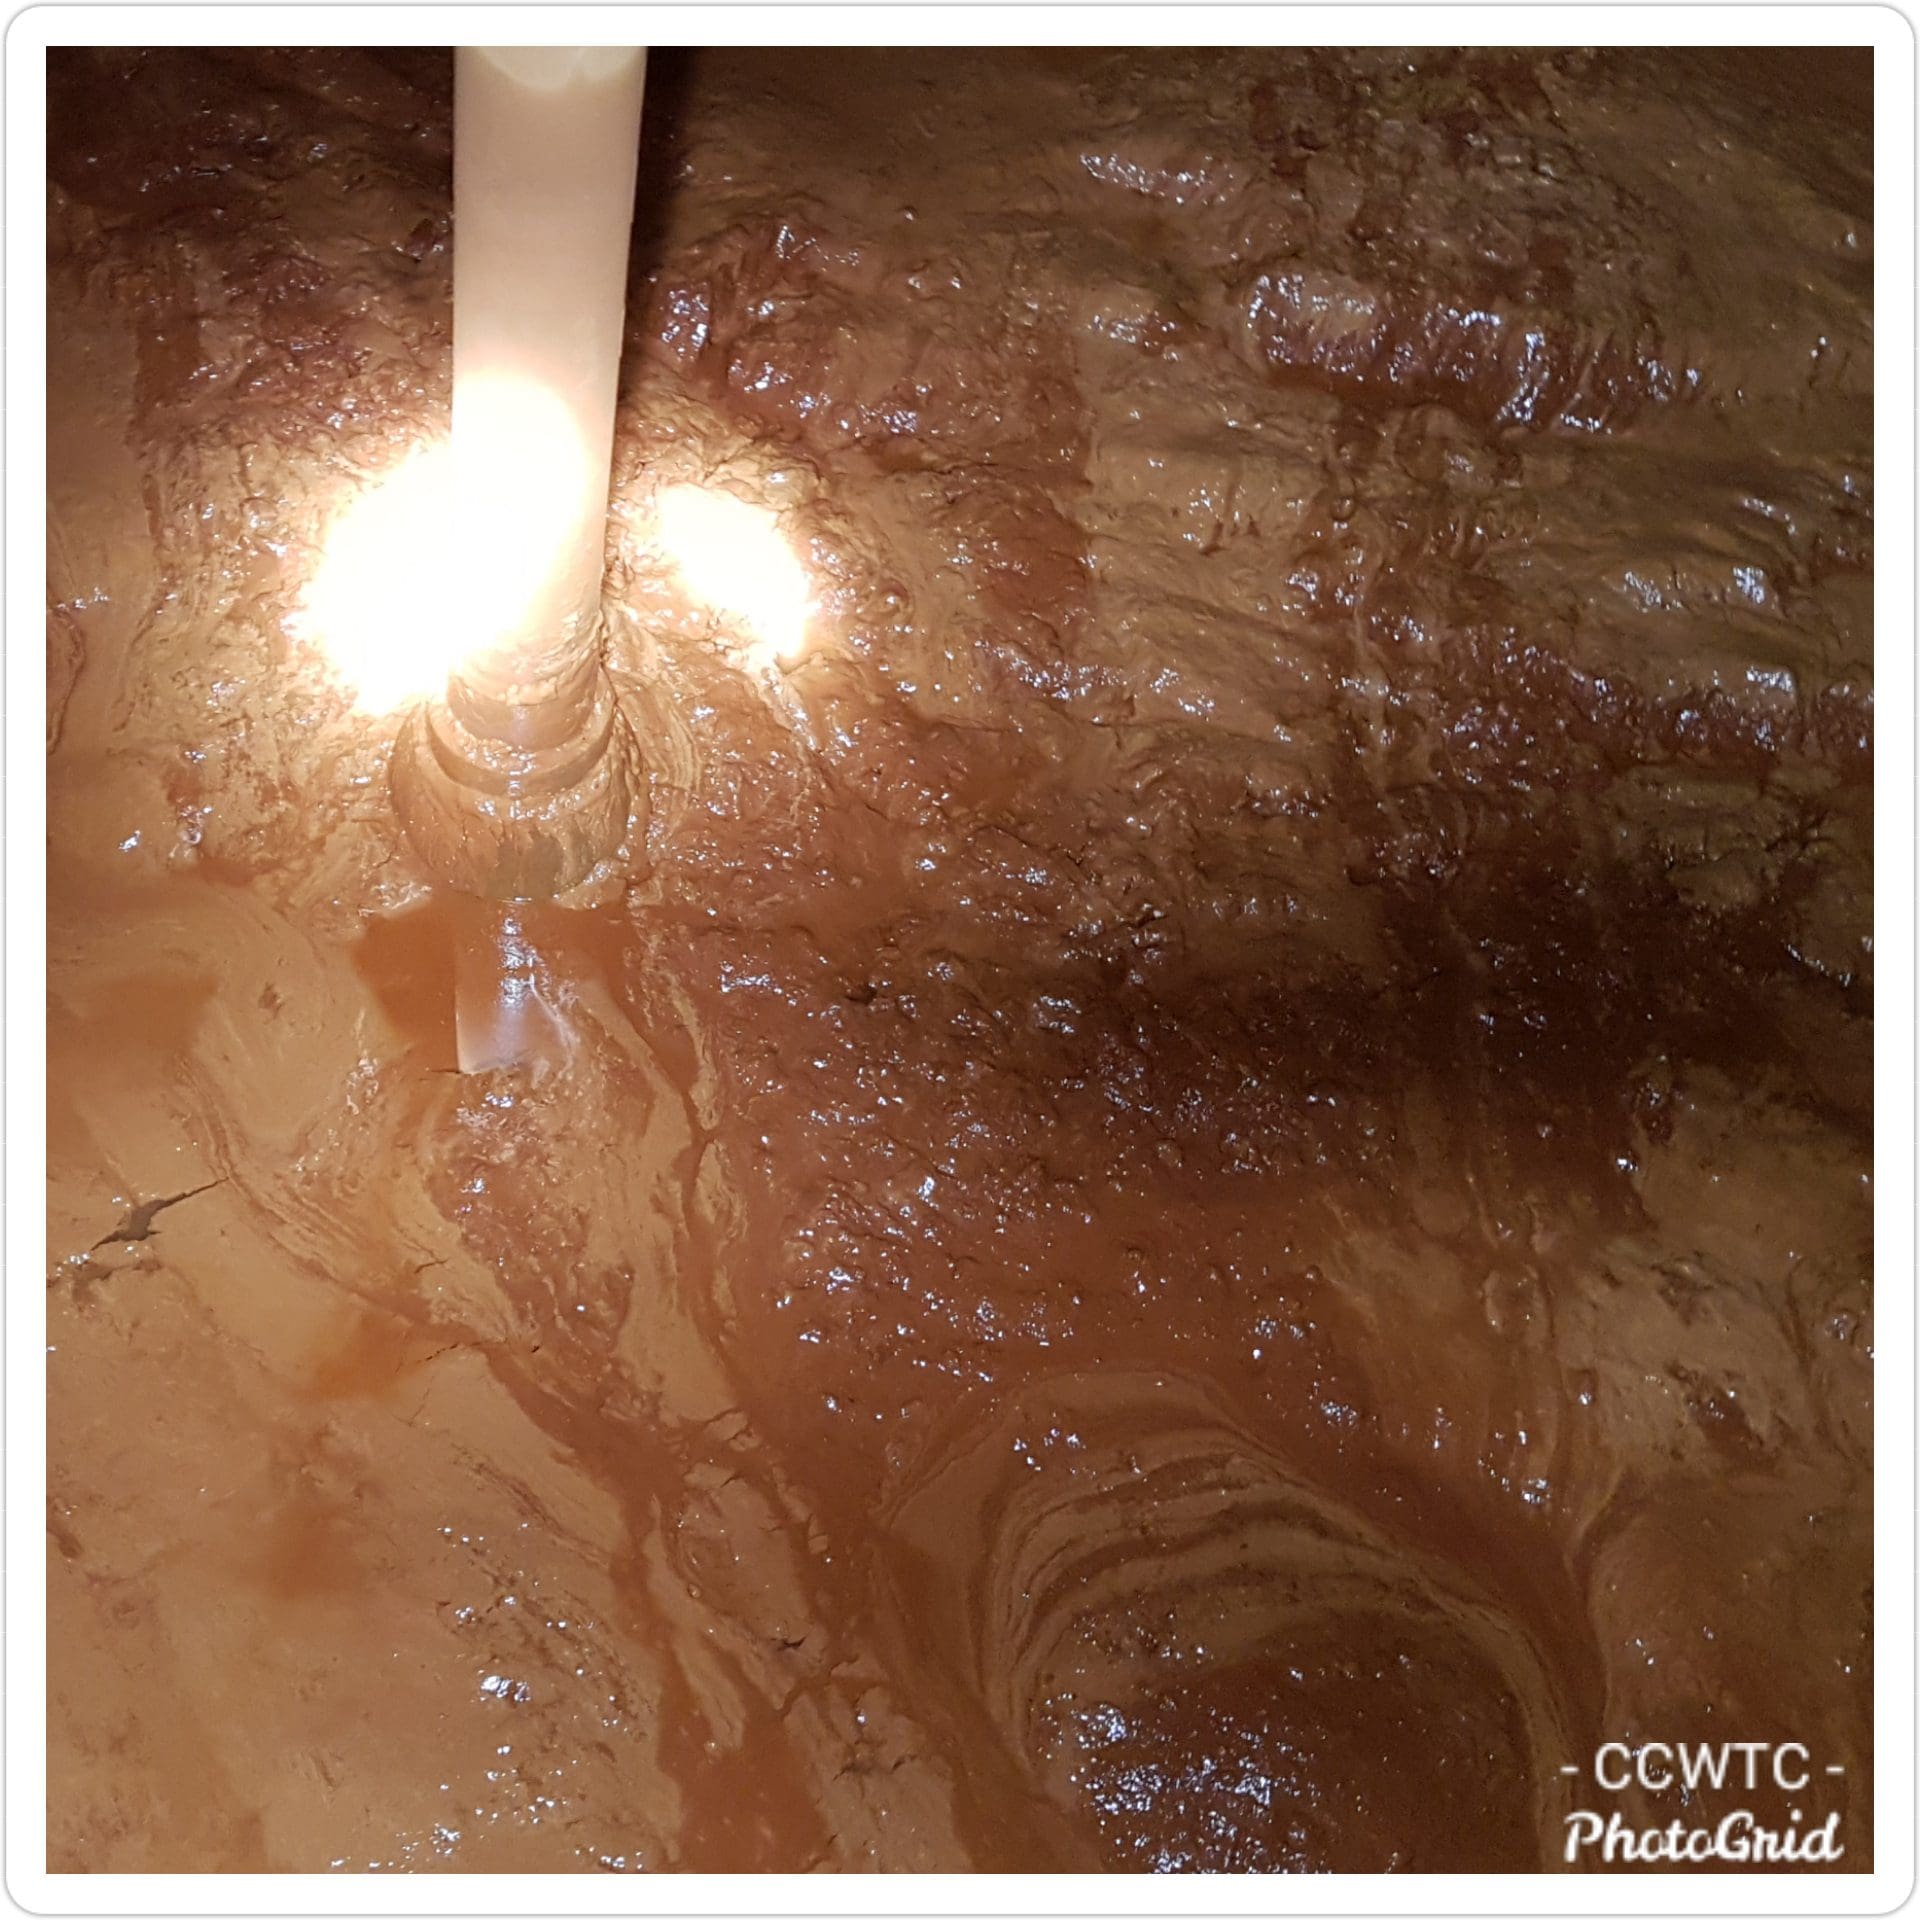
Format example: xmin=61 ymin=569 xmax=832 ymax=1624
xmin=47 ymin=46 xmax=1872 ymax=1871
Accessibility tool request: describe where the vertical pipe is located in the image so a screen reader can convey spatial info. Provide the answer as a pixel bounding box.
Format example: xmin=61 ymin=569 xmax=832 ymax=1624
xmin=393 ymin=46 xmax=648 ymax=903
xmin=448 ymin=45 xmax=647 ymax=744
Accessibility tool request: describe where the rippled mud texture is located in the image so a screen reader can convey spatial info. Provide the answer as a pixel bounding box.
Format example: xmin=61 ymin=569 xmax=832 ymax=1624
xmin=47 ymin=47 xmax=1872 ymax=1872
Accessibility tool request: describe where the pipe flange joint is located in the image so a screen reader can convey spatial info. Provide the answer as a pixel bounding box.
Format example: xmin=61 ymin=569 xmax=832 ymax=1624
xmin=391 ymin=665 xmax=643 ymax=902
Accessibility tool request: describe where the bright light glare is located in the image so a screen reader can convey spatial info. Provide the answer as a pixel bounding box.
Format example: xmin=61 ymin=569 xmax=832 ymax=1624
xmin=656 ymin=484 xmax=812 ymax=671
xmin=298 ymin=375 xmax=588 ymax=714
xmin=297 ymin=442 xmax=460 ymax=713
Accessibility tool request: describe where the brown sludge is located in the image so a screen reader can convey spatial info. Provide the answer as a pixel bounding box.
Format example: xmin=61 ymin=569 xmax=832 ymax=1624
xmin=46 ymin=47 xmax=1871 ymax=1872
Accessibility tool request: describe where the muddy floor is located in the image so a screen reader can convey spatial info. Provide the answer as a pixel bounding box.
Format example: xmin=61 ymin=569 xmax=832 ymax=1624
xmin=46 ymin=46 xmax=1872 ymax=1872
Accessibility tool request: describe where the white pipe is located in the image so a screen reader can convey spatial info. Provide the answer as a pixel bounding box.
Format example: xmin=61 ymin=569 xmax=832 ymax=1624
xmin=450 ymin=45 xmax=646 ymax=720
xmin=390 ymin=45 xmax=648 ymax=905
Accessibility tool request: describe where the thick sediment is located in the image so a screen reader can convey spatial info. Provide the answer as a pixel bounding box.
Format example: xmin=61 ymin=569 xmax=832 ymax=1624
xmin=47 ymin=46 xmax=1871 ymax=1872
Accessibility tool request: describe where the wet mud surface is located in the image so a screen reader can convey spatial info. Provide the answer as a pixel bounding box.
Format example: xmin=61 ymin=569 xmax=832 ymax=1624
xmin=47 ymin=47 xmax=1872 ymax=1871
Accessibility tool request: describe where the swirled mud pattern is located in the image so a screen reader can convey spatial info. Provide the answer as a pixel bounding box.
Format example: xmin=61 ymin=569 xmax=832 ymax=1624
xmin=47 ymin=47 xmax=1871 ymax=1872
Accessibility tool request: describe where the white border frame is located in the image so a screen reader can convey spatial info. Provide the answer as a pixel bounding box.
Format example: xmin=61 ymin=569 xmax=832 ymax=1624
xmin=7 ymin=7 xmax=1913 ymax=1914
